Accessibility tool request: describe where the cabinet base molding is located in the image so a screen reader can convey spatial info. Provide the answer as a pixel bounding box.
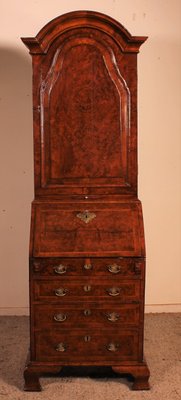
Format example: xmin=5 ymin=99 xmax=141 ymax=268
xmin=24 ymin=360 xmax=62 ymax=391
xmin=24 ymin=357 xmax=150 ymax=391
xmin=112 ymin=360 xmax=150 ymax=390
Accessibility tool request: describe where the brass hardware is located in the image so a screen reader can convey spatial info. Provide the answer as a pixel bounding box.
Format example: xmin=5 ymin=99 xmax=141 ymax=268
xmin=108 ymin=263 xmax=121 ymax=274
xmin=84 ymin=263 xmax=92 ymax=270
xmin=33 ymin=263 xmax=40 ymax=272
xmin=134 ymin=263 xmax=141 ymax=275
xmin=107 ymin=342 xmax=119 ymax=352
xmin=84 ymin=309 xmax=91 ymax=316
xmin=84 ymin=285 xmax=91 ymax=292
xmin=55 ymin=343 xmax=66 ymax=352
xmin=55 ymin=288 xmax=68 ymax=297
xmin=76 ymin=210 xmax=96 ymax=224
xmin=106 ymin=312 xmax=120 ymax=322
xmin=84 ymin=335 xmax=91 ymax=342
xmin=107 ymin=287 xmax=120 ymax=296
xmin=54 ymin=313 xmax=67 ymax=322
xmin=54 ymin=264 xmax=67 ymax=274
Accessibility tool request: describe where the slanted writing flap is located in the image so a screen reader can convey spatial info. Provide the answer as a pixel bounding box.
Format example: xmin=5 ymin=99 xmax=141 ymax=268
xmin=31 ymin=201 xmax=145 ymax=257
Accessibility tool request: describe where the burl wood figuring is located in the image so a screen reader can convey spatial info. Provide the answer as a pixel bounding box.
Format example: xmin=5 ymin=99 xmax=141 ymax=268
xmin=21 ymin=10 xmax=150 ymax=391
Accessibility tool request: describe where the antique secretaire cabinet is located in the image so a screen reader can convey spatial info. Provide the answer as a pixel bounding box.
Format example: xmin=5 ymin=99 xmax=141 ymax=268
xmin=22 ymin=11 xmax=150 ymax=391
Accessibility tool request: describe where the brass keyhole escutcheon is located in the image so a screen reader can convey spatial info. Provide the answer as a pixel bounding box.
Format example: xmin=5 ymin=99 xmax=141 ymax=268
xmin=84 ymin=309 xmax=91 ymax=316
xmin=76 ymin=210 xmax=96 ymax=224
xmin=83 ymin=285 xmax=91 ymax=292
xmin=84 ymin=335 xmax=91 ymax=342
xmin=84 ymin=264 xmax=92 ymax=270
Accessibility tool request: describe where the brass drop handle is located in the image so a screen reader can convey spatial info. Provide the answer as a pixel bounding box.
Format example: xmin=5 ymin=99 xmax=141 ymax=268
xmin=54 ymin=313 xmax=67 ymax=322
xmin=54 ymin=264 xmax=67 ymax=275
xmin=83 ymin=285 xmax=92 ymax=292
xmin=84 ymin=264 xmax=92 ymax=270
xmin=55 ymin=343 xmax=66 ymax=352
xmin=108 ymin=263 xmax=121 ymax=274
xmin=55 ymin=288 xmax=68 ymax=297
xmin=107 ymin=287 xmax=120 ymax=296
xmin=107 ymin=342 xmax=119 ymax=352
xmin=106 ymin=312 xmax=120 ymax=322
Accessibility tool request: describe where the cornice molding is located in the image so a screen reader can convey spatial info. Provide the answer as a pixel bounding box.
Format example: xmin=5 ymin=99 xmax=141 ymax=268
xmin=21 ymin=10 xmax=147 ymax=54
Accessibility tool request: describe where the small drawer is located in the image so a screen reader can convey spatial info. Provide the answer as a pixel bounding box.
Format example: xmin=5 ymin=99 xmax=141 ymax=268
xmin=33 ymin=278 xmax=141 ymax=303
xmin=34 ymin=303 xmax=140 ymax=328
xmin=35 ymin=329 xmax=139 ymax=363
xmin=31 ymin=257 xmax=143 ymax=279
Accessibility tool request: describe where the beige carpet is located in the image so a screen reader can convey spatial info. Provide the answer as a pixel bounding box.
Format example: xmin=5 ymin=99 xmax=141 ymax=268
xmin=0 ymin=314 xmax=180 ymax=400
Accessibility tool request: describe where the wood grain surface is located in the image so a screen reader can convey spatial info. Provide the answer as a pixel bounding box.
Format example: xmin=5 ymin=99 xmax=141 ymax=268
xmin=21 ymin=10 xmax=149 ymax=391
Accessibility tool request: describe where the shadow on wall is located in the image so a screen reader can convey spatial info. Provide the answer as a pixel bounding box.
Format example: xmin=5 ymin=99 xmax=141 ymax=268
xmin=0 ymin=46 xmax=34 ymax=266
xmin=0 ymin=46 xmax=33 ymax=203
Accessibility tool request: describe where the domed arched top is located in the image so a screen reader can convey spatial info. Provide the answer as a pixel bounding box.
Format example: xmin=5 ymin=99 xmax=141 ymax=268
xmin=21 ymin=10 xmax=147 ymax=54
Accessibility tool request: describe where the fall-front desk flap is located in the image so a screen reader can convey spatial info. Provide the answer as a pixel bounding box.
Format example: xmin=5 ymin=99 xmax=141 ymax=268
xmin=31 ymin=201 xmax=145 ymax=257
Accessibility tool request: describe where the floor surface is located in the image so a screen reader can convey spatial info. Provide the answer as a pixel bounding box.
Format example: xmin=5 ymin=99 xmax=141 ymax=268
xmin=0 ymin=313 xmax=180 ymax=399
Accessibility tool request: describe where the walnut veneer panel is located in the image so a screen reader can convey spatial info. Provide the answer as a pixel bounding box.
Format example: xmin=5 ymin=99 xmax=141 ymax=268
xmin=31 ymin=201 xmax=145 ymax=257
xmin=43 ymin=37 xmax=127 ymax=181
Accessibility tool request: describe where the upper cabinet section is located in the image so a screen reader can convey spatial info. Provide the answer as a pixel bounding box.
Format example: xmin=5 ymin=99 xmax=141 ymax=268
xmin=22 ymin=11 xmax=147 ymax=197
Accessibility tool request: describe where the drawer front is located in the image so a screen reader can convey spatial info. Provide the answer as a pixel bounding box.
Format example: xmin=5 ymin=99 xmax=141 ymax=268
xmin=35 ymin=329 xmax=139 ymax=362
xmin=31 ymin=258 xmax=143 ymax=279
xmin=34 ymin=279 xmax=141 ymax=303
xmin=34 ymin=303 xmax=140 ymax=328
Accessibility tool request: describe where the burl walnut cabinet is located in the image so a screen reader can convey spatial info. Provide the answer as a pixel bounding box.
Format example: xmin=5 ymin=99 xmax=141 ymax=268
xmin=21 ymin=11 xmax=150 ymax=391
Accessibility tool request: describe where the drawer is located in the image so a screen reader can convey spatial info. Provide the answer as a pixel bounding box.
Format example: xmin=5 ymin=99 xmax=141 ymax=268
xmin=31 ymin=257 xmax=143 ymax=279
xmin=35 ymin=329 xmax=139 ymax=362
xmin=33 ymin=279 xmax=141 ymax=303
xmin=34 ymin=303 xmax=140 ymax=328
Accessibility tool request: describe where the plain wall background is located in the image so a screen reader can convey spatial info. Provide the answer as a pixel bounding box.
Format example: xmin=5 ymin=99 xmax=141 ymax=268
xmin=0 ymin=0 xmax=181 ymax=314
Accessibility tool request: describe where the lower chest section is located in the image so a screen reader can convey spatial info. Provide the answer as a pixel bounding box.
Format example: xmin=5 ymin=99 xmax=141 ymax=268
xmin=30 ymin=256 xmax=145 ymax=363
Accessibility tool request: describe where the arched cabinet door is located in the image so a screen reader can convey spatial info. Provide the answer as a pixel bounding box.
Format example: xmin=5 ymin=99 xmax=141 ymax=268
xmin=22 ymin=11 xmax=147 ymax=196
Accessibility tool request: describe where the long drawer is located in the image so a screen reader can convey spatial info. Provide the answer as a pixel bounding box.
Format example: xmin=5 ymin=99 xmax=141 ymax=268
xmin=34 ymin=303 xmax=140 ymax=328
xmin=35 ymin=329 xmax=139 ymax=362
xmin=31 ymin=257 xmax=143 ymax=279
xmin=33 ymin=279 xmax=141 ymax=303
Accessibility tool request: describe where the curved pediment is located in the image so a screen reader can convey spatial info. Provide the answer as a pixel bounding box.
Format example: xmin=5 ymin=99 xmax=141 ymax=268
xmin=21 ymin=10 xmax=147 ymax=54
